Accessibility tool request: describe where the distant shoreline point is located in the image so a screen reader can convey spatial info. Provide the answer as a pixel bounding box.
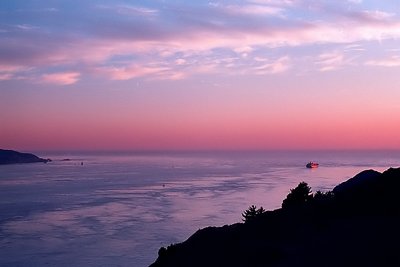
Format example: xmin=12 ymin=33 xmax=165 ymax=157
xmin=0 ymin=149 xmax=51 ymax=165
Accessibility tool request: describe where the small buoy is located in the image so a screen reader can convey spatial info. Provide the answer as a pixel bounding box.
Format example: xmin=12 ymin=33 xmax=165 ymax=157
xmin=81 ymin=162 xmax=83 ymax=166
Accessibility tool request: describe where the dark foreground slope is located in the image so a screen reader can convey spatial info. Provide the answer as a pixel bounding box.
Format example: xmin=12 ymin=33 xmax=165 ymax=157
xmin=150 ymin=168 xmax=400 ymax=267
xmin=0 ymin=149 xmax=51 ymax=164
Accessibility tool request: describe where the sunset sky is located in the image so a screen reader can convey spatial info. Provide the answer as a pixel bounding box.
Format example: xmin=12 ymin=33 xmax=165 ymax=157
xmin=1 ymin=0 xmax=400 ymax=151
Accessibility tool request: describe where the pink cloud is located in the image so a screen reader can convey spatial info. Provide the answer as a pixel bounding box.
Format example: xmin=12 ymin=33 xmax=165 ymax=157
xmin=175 ymin=58 xmax=186 ymax=65
xmin=162 ymin=71 xmax=186 ymax=80
xmin=0 ymin=64 xmax=32 ymax=81
xmin=220 ymin=4 xmax=284 ymax=16
xmin=105 ymin=66 xmax=165 ymax=80
xmin=41 ymin=72 xmax=81 ymax=85
xmin=316 ymin=51 xmax=345 ymax=71
xmin=3 ymin=2 xmax=400 ymax=83
xmin=0 ymin=64 xmax=27 ymax=72
xmin=366 ymin=56 xmax=400 ymax=67
xmin=247 ymin=0 xmax=296 ymax=6
xmin=347 ymin=0 xmax=362 ymax=3
xmin=3 ymin=18 xmax=399 ymax=82
xmin=97 ymin=64 xmax=185 ymax=80
xmin=0 ymin=73 xmax=13 ymax=80
xmin=254 ymin=56 xmax=291 ymax=74
xmin=360 ymin=10 xmax=395 ymax=21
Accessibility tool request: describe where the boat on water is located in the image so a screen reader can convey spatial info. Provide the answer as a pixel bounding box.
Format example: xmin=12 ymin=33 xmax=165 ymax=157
xmin=306 ymin=162 xmax=319 ymax=168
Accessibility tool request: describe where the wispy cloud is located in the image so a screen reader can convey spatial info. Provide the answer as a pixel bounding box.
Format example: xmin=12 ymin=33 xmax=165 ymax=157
xmin=246 ymin=0 xmax=297 ymax=6
xmin=0 ymin=64 xmax=26 ymax=73
xmin=99 ymin=65 xmax=167 ymax=80
xmin=15 ymin=24 xmax=38 ymax=31
xmin=119 ymin=5 xmax=159 ymax=15
xmin=254 ymin=56 xmax=291 ymax=74
xmin=347 ymin=0 xmax=362 ymax=4
xmin=41 ymin=72 xmax=81 ymax=85
xmin=316 ymin=52 xmax=345 ymax=71
xmin=218 ymin=4 xmax=284 ymax=16
xmin=362 ymin=10 xmax=394 ymax=20
xmin=0 ymin=73 xmax=13 ymax=81
xmin=2 ymin=1 xmax=400 ymax=83
xmin=175 ymin=58 xmax=186 ymax=65
xmin=97 ymin=64 xmax=185 ymax=81
xmin=366 ymin=56 xmax=400 ymax=67
xmin=344 ymin=44 xmax=365 ymax=52
xmin=97 ymin=4 xmax=159 ymax=17
xmin=0 ymin=64 xmax=31 ymax=81
xmin=345 ymin=10 xmax=396 ymax=24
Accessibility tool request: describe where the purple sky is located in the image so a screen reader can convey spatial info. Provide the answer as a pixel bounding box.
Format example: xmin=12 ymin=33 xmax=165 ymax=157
xmin=1 ymin=0 xmax=400 ymax=151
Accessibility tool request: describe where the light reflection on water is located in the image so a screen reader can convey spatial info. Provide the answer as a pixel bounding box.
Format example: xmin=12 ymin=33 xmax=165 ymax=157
xmin=0 ymin=151 xmax=399 ymax=267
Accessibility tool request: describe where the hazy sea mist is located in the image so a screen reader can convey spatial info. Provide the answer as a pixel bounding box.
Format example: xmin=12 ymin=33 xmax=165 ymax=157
xmin=1 ymin=150 xmax=399 ymax=267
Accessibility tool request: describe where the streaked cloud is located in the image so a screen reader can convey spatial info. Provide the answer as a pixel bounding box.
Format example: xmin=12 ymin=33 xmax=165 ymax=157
xmin=1 ymin=1 xmax=400 ymax=84
xmin=348 ymin=0 xmax=363 ymax=4
xmin=97 ymin=4 xmax=159 ymax=16
xmin=254 ymin=56 xmax=291 ymax=74
xmin=41 ymin=72 xmax=81 ymax=85
xmin=97 ymin=64 xmax=185 ymax=81
xmin=344 ymin=44 xmax=365 ymax=52
xmin=316 ymin=52 xmax=345 ymax=72
xmin=218 ymin=4 xmax=284 ymax=16
xmin=0 ymin=73 xmax=13 ymax=81
xmin=15 ymin=24 xmax=39 ymax=31
xmin=362 ymin=10 xmax=395 ymax=20
xmin=366 ymin=56 xmax=400 ymax=67
xmin=247 ymin=0 xmax=297 ymax=6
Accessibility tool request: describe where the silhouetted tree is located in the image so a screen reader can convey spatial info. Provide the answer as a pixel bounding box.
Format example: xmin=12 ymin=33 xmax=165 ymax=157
xmin=242 ymin=205 xmax=265 ymax=222
xmin=282 ymin=182 xmax=312 ymax=209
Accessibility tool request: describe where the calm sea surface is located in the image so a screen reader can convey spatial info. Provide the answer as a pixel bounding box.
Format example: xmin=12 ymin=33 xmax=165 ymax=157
xmin=1 ymin=150 xmax=399 ymax=267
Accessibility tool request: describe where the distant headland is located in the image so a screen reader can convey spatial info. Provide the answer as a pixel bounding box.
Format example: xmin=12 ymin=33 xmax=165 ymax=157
xmin=0 ymin=149 xmax=51 ymax=165
xmin=150 ymin=167 xmax=400 ymax=267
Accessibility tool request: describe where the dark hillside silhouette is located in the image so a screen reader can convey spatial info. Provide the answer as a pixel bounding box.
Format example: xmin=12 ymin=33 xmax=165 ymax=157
xmin=150 ymin=167 xmax=400 ymax=267
xmin=0 ymin=149 xmax=51 ymax=165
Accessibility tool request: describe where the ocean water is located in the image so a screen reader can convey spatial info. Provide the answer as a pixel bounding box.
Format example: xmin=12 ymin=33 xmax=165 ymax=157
xmin=0 ymin=150 xmax=399 ymax=267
